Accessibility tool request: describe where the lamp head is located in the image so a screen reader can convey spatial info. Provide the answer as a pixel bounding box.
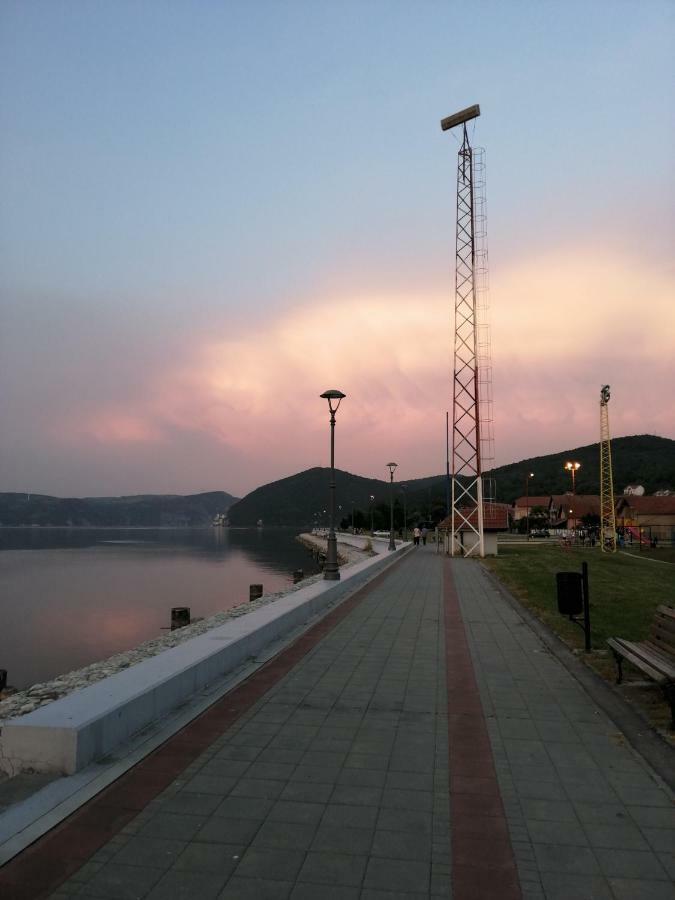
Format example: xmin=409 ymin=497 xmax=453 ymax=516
xmin=440 ymin=104 xmax=480 ymax=132
xmin=386 ymin=462 xmax=398 ymax=478
xmin=320 ymin=389 xmax=346 ymax=415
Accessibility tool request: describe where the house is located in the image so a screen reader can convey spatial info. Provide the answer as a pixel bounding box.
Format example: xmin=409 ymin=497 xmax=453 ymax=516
xmin=549 ymin=495 xmax=600 ymax=529
xmin=438 ymin=502 xmax=510 ymax=556
xmin=615 ymin=495 xmax=675 ymax=543
xmin=512 ymin=496 xmax=552 ymax=522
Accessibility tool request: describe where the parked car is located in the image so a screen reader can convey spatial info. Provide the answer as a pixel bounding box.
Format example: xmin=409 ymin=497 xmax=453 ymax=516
xmin=530 ymin=528 xmax=550 ymax=538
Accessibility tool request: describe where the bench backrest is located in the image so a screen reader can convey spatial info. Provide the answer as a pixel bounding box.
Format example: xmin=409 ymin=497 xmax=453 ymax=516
xmin=649 ymin=605 xmax=675 ymax=659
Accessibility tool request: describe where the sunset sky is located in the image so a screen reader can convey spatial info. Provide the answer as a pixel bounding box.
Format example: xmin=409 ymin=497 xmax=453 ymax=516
xmin=1 ymin=1 xmax=674 ymax=499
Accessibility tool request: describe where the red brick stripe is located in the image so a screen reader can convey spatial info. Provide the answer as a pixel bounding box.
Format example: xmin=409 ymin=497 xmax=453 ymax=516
xmin=0 ymin=555 xmax=409 ymax=900
xmin=443 ymin=558 xmax=521 ymax=900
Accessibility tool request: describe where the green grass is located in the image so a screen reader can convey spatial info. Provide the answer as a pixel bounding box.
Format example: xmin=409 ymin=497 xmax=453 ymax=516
xmin=484 ymin=543 xmax=675 ymax=734
xmin=620 ymin=546 xmax=675 ymax=565
xmin=484 ymin=544 xmax=674 ymax=650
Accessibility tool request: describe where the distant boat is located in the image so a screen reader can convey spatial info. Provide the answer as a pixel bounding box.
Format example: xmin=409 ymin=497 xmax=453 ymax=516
xmin=212 ymin=513 xmax=228 ymax=527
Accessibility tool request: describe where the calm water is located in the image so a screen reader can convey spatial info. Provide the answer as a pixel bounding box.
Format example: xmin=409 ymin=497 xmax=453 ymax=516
xmin=0 ymin=528 xmax=320 ymax=690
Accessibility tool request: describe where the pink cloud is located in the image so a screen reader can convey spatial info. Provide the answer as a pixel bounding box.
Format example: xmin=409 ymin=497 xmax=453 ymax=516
xmin=33 ymin=243 xmax=675 ymax=495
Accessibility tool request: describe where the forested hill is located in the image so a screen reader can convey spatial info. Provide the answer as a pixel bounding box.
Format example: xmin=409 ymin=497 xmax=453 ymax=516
xmin=489 ymin=434 xmax=674 ymax=502
xmin=227 ymin=434 xmax=675 ymax=527
xmin=0 ymin=491 xmax=238 ymax=527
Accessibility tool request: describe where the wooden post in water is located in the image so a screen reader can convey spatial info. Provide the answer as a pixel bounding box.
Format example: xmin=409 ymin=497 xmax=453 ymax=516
xmin=171 ymin=607 xmax=191 ymax=630
xmin=250 ymin=584 xmax=263 ymax=602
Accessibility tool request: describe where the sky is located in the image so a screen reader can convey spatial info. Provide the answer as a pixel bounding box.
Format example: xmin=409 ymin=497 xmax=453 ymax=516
xmin=1 ymin=0 xmax=674 ymax=499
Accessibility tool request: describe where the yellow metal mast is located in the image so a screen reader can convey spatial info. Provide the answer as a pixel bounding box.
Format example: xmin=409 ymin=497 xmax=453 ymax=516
xmin=600 ymin=385 xmax=617 ymax=552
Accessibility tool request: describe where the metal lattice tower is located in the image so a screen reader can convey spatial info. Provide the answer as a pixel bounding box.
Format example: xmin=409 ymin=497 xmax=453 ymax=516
xmin=440 ymin=104 xmax=490 ymax=558
xmin=600 ymin=385 xmax=617 ymax=552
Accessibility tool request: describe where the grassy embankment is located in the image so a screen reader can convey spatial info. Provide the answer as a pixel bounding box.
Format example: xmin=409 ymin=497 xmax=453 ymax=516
xmin=483 ymin=544 xmax=675 ymax=733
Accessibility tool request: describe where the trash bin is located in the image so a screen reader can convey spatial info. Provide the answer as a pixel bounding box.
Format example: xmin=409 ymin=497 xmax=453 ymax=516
xmin=556 ymin=572 xmax=584 ymax=616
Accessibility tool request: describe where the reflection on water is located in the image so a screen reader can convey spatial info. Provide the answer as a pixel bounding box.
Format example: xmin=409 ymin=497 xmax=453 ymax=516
xmin=0 ymin=528 xmax=320 ymax=690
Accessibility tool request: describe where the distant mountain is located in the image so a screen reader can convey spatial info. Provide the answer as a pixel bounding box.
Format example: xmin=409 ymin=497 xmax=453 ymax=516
xmin=227 ymin=434 xmax=675 ymax=527
xmin=0 ymin=491 xmax=238 ymax=527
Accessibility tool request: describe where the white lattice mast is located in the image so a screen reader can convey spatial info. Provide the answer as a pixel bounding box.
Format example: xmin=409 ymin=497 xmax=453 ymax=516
xmin=441 ymin=104 xmax=489 ymax=558
xmin=600 ymin=385 xmax=617 ymax=552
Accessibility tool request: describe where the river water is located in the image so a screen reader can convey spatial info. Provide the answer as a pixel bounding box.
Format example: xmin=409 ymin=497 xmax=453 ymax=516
xmin=0 ymin=528 xmax=321 ymax=690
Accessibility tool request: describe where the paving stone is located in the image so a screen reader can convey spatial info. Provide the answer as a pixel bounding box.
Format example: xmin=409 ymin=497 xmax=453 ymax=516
xmin=583 ymin=822 xmax=651 ymax=851
xmin=296 ymin=850 xmax=367 ymax=886
xmin=146 ymin=869 xmax=228 ymax=899
xmin=229 ymin=778 xmax=287 ymax=799
xmin=539 ymin=871 xmax=613 ymax=898
xmin=363 ymin=857 xmax=431 ymax=893
xmin=608 ymin=878 xmax=675 ymax=900
xmin=289 ymin=884 xmax=359 ymax=900
xmin=594 ymin=847 xmax=670 ymax=880
xmin=233 ymin=847 xmax=305 ymax=882
xmin=112 ymin=835 xmax=186 ymax=869
xmin=268 ymin=800 xmax=326 ymax=825
xmin=214 ymin=796 xmax=275 ymax=819
xmin=330 ymin=784 xmax=382 ymax=807
xmin=252 ymin=821 xmax=316 ymax=851
xmin=628 ymin=806 xmax=675 ymax=830
xmin=371 ymin=829 xmax=432 ymax=861
xmin=279 ymin=780 xmax=334 ymax=803
xmin=311 ymin=824 xmax=374 ymax=855
xmin=195 ymin=816 xmax=262 ymax=845
xmin=182 ymin=775 xmax=237 ymax=795
xmin=78 ymin=863 xmax=164 ymax=899
xmin=217 ymin=876 xmax=293 ymax=898
xmin=139 ymin=812 xmax=207 ymax=841
xmin=174 ymin=841 xmax=243 ymax=873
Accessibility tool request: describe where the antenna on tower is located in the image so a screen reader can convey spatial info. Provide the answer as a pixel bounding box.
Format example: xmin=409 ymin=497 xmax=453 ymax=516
xmin=600 ymin=385 xmax=617 ymax=552
xmin=440 ymin=103 xmax=493 ymax=558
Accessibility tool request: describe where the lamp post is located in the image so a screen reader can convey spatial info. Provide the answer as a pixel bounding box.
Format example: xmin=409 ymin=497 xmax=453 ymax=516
xmin=369 ymin=494 xmax=375 ymax=534
xmin=525 ymin=472 xmax=534 ymax=540
xmin=401 ymin=485 xmax=407 ymax=541
xmin=386 ymin=462 xmax=398 ymax=551
xmin=351 ymin=500 xmax=355 ymax=534
xmin=320 ymin=389 xmax=346 ymax=580
xmin=564 ymin=461 xmax=581 ymax=494
xmin=564 ymin=461 xmax=581 ymax=536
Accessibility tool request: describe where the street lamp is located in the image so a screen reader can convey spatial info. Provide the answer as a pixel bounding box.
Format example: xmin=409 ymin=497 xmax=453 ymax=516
xmin=400 ymin=484 xmax=408 ymax=541
xmin=350 ymin=500 xmax=355 ymax=534
xmin=564 ymin=461 xmax=580 ymax=536
xmin=386 ymin=462 xmax=398 ymax=551
xmin=525 ymin=472 xmax=534 ymax=540
xmin=564 ymin=461 xmax=581 ymax=494
xmin=369 ymin=494 xmax=375 ymax=534
xmin=320 ymin=389 xmax=346 ymax=580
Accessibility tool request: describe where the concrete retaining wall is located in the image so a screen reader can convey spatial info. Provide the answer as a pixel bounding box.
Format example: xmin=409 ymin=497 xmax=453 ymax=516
xmin=0 ymin=543 xmax=409 ymax=776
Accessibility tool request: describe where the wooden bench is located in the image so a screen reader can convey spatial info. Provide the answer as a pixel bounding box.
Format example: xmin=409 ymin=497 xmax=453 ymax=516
xmin=607 ymin=605 xmax=675 ymax=728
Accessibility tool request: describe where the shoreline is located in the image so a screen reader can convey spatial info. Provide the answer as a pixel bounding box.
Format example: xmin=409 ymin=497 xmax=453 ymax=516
xmin=0 ymin=532 xmax=369 ymax=724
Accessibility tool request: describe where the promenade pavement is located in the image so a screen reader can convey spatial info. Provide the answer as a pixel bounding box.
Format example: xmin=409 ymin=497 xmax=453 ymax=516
xmin=1 ymin=546 xmax=673 ymax=900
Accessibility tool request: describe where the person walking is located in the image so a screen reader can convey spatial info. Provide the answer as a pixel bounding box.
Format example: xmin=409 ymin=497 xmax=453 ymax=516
xmin=413 ymin=526 xmax=421 ymax=547
xmin=421 ymin=526 xmax=428 ymax=546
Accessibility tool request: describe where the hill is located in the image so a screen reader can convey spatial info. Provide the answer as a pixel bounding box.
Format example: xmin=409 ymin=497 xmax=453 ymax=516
xmin=0 ymin=491 xmax=238 ymax=527
xmin=227 ymin=434 xmax=675 ymax=527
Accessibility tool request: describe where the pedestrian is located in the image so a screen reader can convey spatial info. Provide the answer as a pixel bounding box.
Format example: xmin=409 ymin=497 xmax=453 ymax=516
xmin=413 ymin=526 xmax=421 ymax=547
xmin=421 ymin=526 xmax=428 ymax=546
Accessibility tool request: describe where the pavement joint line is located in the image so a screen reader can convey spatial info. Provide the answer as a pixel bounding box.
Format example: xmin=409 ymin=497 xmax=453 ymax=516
xmin=0 ymin=547 xmax=415 ymax=896
xmin=0 ymin=546 xmax=414 ymax=870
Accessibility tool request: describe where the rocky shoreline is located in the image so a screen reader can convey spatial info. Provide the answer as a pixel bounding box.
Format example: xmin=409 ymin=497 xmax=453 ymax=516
xmin=0 ymin=532 xmax=369 ymax=723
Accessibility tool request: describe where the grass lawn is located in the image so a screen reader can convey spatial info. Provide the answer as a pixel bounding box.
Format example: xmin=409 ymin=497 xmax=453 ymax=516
xmin=483 ymin=543 xmax=675 ymax=734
